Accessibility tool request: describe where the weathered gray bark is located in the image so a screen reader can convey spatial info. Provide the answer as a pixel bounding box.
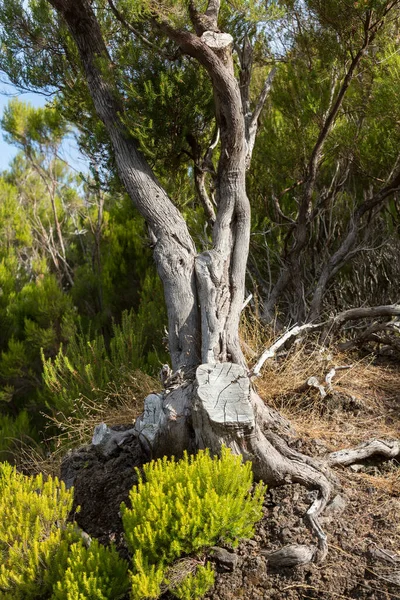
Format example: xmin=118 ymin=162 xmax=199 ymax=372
xmin=49 ymin=0 xmax=200 ymax=372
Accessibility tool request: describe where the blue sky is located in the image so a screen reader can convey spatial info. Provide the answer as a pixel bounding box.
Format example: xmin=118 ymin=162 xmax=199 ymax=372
xmin=0 ymin=82 xmax=45 ymax=171
xmin=0 ymin=80 xmax=88 ymax=174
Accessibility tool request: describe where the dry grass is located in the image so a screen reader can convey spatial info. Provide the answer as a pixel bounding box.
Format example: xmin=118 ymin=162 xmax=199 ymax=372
xmin=240 ymin=313 xmax=400 ymax=514
xmin=240 ymin=313 xmax=400 ymax=454
xmin=21 ymin=314 xmax=400 ymax=483
xmin=19 ymin=370 xmax=160 ymax=476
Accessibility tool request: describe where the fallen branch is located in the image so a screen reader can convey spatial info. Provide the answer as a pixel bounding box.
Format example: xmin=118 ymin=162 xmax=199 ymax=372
xmin=250 ymin=323 xmax=321 ymax=377
xmin=250 ymin=304 xmax=400 ymax=377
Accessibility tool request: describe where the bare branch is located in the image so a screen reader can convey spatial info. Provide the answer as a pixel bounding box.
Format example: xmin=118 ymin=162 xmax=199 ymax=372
xmin=253 ymin=304 xmax=400 ymax=376
xmin=328 ymin=439 xmax=400 ymax=467
xmin=241 ymin=293 xmax=252 ymax=311
xmin=308 ymin=166 xmax=400 ymax=321
xmin=245 ymin=67 xmax=276 ymax=168
xmin=250 ymin=322 xmax=322 ymax=376
xmin=205 ymin=0 xmax=221 ymax=23
xmin=107 ymin=0 xmax=176 ymax=58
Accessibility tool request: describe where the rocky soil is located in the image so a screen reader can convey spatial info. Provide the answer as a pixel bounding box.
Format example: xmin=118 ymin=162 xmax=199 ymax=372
xmin=62 ymin=362 xmax=400 ymax=600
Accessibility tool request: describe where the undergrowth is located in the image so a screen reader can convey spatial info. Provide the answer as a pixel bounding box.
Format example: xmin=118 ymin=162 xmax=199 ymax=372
xmin=0 ymin=448 xmax=265 ymax=600
xmin=0 ymin=462 xmax=129 ymax=600
xmin=122 ymin=447 xmax=266 ymax=599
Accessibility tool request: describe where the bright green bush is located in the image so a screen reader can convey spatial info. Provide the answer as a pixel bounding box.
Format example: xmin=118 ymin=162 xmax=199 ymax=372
xmin=122 ymin=447 xmax=266 ymax=599
xmin=51 ymin=539 xmax=129 ymax=600
xmin=0 ymin=450 xmax=265 ymax=600
xmin=0 ymin=462 xmax=75 ymax=599
xmin=0 ymin=462 xmax=129 ymax=600
xmin=169 ymin=563 xmax=215 ymax=600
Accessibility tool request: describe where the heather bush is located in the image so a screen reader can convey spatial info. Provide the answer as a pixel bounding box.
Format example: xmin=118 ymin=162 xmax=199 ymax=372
xmin=122 ymin=447 xmax=266 ymax=599
xmin=0 ymin=462 xmax=129 ymax=600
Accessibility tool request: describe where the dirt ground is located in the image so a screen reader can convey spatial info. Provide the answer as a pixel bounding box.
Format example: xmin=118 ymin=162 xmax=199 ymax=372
xmin=64 ymin=357 xmax=400 ymax=600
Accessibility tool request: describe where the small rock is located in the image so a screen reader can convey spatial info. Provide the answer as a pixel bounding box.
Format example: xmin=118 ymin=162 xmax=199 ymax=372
xmin=350 ymin=463 xmax=365 ymax=472
xmin=261 ymin=544 xmax=317 ymax=567
xmin=209 ymin=546 xmax=239 ymax=571
xmin=280 ymin=527 xmax=293 ymax=544
xmin=368 ymin=546 xmax=400 ymax=564
xmin=92 ymin=422 xmax=136 ymax=457
xmin=325 ymin=494 xmax=347 ymax=515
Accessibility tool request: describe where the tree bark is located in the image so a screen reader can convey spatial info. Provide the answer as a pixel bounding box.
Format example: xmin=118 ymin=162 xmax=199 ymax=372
xmin=48 ymin=0 xmax=200 ymax=371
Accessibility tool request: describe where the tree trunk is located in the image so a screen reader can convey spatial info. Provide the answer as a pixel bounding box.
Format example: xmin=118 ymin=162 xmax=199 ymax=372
xmin=47 ymin=0 xmax=400 ymax=567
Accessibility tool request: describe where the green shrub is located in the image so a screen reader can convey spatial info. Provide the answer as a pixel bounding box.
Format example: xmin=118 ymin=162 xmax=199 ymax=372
xmin=0 ymin=449 xmax=265 ymax=600
xmin=0 ymin=462 xmax=129 ymax=600
xmin=121 ymin=447 xmax=266 ymax=599
xmin=169 ymin=563 xmax=215 ymax=600
xmin=51 ymin=539 xmax=129 ymax=600
xmin=0 ymin=411 xmax=34 ymax=461
xmin=42 ymin=308 xmax=165 ymax=417
xmin=0 ymin=462 xmax=75 ymax=598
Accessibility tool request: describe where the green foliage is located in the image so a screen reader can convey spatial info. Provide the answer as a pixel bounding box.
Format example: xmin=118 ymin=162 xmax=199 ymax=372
xmin=51 ymin=540 xmax=130 ymax=600
xmin=122 ymin=447 xmax=266 ymax=599
xmin=0 ymin=100 xmax=167 ymax=459
xmin=0 ymin=462 xmax=75 ymax=598
xmin=169 ymin=563 xmax=215 ymax=600
xmin=0 ymin=274 xmax=75 ymax=412
xmin=0 ymin=461 xmax=130 ymax=600
xmin=42 ymin=307 xmax=166 ymax=416
xmin=0 ymin=411 xmax=34 ymax=462
xmin=2 ymin=97 xmax=67 ymax=153
xmin=0 ymin=453 xmax=264 ymax=600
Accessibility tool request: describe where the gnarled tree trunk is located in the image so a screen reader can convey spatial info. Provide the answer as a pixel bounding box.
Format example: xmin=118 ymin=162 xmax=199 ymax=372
xmin=48 ymin=0 xmax=399 ymax=566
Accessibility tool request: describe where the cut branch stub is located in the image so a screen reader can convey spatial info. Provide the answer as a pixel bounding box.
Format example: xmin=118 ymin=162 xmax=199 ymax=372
xmin=196 ymin=362 xmax=255 ymax=430
xmin=134 ymin=386 xmax=196 ymax=459
xmin=200 ymin=31 xmax=234 ymax=70
xmin=201 ymin=31 xmax=233 ymax=50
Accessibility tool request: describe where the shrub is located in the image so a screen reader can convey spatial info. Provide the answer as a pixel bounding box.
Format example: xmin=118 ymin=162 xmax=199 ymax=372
xmin=0 ymin=462 xmax=129 ymax=600
xmin=168 ymin=563 xmax=215 ymax=600
xmin=42 ymin=308 xmax=164 ymax=417
xmin=0 ymin=462 xmax=75 ymax=599
xmin=121 ymin=447 xmax=266 ymax=599
xmin=0 ymin=411 xmax=34 ymax=462
xmin=51 ymin=539 xmax=129 ymax=600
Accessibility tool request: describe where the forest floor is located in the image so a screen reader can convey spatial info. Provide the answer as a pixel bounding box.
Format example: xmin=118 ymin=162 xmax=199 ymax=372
xmin=203 ymin=354 xmax=400 ymax=600
xmin=57 ymin=344 xmax=400 ymax=600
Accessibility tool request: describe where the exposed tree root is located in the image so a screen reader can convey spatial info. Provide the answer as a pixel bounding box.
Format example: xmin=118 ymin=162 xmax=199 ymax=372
xmin=193 ymin=362 xmax=333 ymax=563
xmin=89 ymin=362 xmax=400 ymax=569
xmin=328 ymin=439 xmax=400 ymax=467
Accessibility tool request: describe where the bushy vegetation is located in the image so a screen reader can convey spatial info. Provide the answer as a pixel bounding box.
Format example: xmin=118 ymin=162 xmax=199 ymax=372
xmin=0 ymin=100 xmax=168 ymax=460
xmin=122 ymin=447 xmax=266 ymax=599
xmin=0 ymin=462 xmax=129 ymax=600
xmin=0 ymin=0 xmax=399 ymax=460
xmin=0 ymin=449 xmax=265 ymax=600
xmin=42 ymin=308 xmax=164 ymax=415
